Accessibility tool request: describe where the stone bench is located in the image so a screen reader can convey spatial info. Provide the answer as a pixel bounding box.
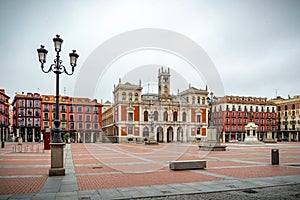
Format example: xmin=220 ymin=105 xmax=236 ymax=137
xmin=169 ymin=160 xmax=206 ymax=170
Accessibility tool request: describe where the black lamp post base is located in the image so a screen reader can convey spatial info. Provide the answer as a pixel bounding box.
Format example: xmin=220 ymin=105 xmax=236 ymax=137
xmin=49 ymin=168 xmax=65 ymax=176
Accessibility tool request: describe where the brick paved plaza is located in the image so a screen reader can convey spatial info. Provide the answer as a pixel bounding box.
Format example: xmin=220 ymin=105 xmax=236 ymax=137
xmin=0 ymin=142 xmax=300 ymax=199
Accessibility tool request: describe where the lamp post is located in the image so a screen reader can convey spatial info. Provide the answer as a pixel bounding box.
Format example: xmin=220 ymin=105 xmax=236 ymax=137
xmin=37 ymin=35 xmax=79 ymax=176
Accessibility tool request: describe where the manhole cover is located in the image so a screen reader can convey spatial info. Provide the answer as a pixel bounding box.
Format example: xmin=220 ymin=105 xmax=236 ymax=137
xmin=242 ymin=189 xmax=257 ymax=194
xmin=79 ymin=197 xmax=91 ymax=200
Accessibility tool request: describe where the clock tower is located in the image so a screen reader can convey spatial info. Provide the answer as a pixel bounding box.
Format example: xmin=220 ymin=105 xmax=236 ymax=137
xmin=158 ymin=67 xmax=171 ymax=101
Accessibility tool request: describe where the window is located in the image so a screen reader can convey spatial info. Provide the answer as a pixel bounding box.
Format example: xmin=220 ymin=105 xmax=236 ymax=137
xmin=86 ymin=115 xmax=91 ymax=122
xmin=192 ymin=96 xmax=195 ymax=104
xmin=61 ymin=123 xmax=66 ymax=130
xmin=85 ymin=107 xmax=90 ymax=113
xmin=128 ymin=126 xmax=133 ymax=134
xmin=78 ymin=115 xmax=83 ymax=121
xmin=122 ymin=92 xmax=126 ymax=101
xmin=197 ymin=128 xmax=201 ymax=135
xmin=128 ymin=112 xmax=133 ymax=121
xmin=129 ymin=93 xmax=132 ymax=101
xmin=154 ymin=111 xmax=158 ymax=121
xmin=70 ymin=114 xmax=74 ymax=121
xmin=285 ymin=105 xmax=288 ymax=110
xmin=135 ymin=93 xmax=138 ymax=101
xmin=78 ymin=106 xmax=82 ymax=112
xmin=197 ymin=97 xmax=200 ymax=104
xmin=93 ymin=107 xmax=98 ymax=114
xmin=144 ymin=111 xmax=148 ymax=121
xmin=196 ymin=115 xmax=201 ymax=123
xmin=78 ymin=123 xmax=83 ymax=130
xmin=182 ymin=112 xmax=186 ymax=122
xmin=86 ymin=123 xmax=91 ymax=130
xmin=173 ymin=111 xmax=178 ymax=122
xmin=61 ymin=105 xmax=66 ymax=112
xmin=163 ymin=111 xmax=168 ymax=121
xmin=44 ymin=113 xmax=49 ymax=120
xmin=70 ymin=106 xmax=74 ymax=112
xmin=70 ymin=123 xmax=75 ymax=130
xmin=94 ymin=115 xmax=98 ymax=122
xmin=292 ymin=104 xmax=295 ymax=109
xmin=62 ymin=114 xmax=66 ymax=120
xmin=202 ymin=97 xmax=205 ymax=105
xmin=44 ymin=122 xmax=48 ymax=126
xmin=277 ymin=106 xmax=281 ymax=111
xmin=94 ymin=124 xmax=98 ymax=130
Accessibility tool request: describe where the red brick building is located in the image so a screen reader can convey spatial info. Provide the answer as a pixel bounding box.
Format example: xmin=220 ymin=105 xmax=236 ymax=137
xmin=211 ymin=96 xmax=276 ymax=142
xmin=12 ymin=92 xmax=103 ymax=143
xmin=12 ymin=92 xmax=42 ymax=142
xmin=0 ymin=89 xmax=10 ymax=142
xmin=41 ymin=95 xmax=103 ymax=143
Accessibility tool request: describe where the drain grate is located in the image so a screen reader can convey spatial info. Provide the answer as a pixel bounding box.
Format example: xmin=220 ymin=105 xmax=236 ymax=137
xmin=242 ymin=189 xmax=258 ymax=194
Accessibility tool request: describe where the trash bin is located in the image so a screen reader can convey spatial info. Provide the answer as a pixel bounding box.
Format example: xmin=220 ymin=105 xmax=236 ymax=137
xmin=1 ymin=141 xmax=4 ymax=148
xmin=271 ymin=149 xmax=279 ymax=165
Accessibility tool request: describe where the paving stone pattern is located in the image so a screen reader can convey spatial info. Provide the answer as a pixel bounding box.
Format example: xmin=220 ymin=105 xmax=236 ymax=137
xmin=0 ymin=142 xmax=300 ymax=199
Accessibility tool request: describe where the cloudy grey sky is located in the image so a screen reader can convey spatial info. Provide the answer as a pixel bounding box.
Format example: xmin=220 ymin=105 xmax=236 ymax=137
xmin=1 ymin=0 xmax=299 ymax=102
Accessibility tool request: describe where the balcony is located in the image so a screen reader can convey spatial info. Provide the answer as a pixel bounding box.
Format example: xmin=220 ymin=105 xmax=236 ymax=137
xmin=61 ymin=109 xmax=67 ymax=113
xmin=282 ymin=121 xmax=288 ymax=125
xmin=43 ymin=108 xmax=49 ymax=112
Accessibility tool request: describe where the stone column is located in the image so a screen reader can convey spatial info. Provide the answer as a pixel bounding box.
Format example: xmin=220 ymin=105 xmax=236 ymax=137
xmin=289 ymin=132 xmax=291 ymax=142
xmin=163 ymin=127 xmax=167 ymax=143
xmin=241 ymin=133 xmax=244 ymax=142
xmin=297 ymin=132 xmax=299 ymax=142
xmin=25 ymin=128 xmax=28 ymax=142
xmin=17 ymin=128 xmax=20 ymax=138
xmin=229 ymin=133 xmax=231 ymax=141
xmin=222 ymin=132 xmax=225 ymax=143
xmin=91 ymin=132 xmax=94 ymax=143
xmin=83 ymin=132 xmax=86 ymax=143
xmin=49 ymin=143 xmax=65 ymax=176
xmin=5 ymin=128 xmax=8 ymax=141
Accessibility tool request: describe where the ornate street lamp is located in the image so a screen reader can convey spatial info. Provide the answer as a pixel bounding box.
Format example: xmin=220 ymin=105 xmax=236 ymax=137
xmin=37 ymin=35 xmax=79 ymax=143
xmin=37 ymin=35 xmax=78 ymax=176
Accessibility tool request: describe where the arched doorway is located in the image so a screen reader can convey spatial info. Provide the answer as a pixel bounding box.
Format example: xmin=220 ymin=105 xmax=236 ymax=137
xmin=177 ymin=127 xmax=183 ymax=142
xmin=156 ymin=127 xmax=163 ymax=142
xmin=167 ymin=127 xmax=173 ymax=143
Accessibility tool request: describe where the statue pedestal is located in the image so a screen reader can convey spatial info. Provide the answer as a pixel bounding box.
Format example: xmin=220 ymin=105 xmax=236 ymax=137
xmin=264 ymin=131 xmax=277 ymax=143
xmin=49 ymin=143 xmax=65 ymax=176
xmin=244 ymin=122 xmax=261 ymax=144
xmin=199 ymin=128 xmax=226 ymax=151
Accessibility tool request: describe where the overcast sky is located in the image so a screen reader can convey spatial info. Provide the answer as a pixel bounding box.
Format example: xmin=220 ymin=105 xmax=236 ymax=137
xmin=1 ymin=0 xmax=299 ymax=102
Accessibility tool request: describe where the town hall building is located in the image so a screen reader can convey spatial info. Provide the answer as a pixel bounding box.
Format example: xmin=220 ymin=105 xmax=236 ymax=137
xmin=102 ymin=67 xmax=209 ymax=143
